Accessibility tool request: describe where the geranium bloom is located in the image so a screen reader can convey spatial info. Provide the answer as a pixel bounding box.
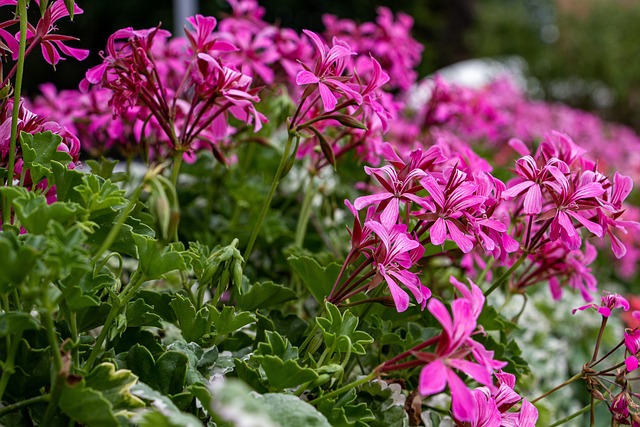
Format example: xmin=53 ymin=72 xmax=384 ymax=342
xmin=28 ymin=0 xmax=89 ymax=66
xmin=353 ymin=163 xmax=430 ymax=227
xmin=295 ymin=30 xmax=362 ymax=112
xmin=572 ymin=291 xmax=630 ymax=317
xmin=415 ymin=279 xmax=506 ymax=421
xmin=420 ymin=168 xmax=485 ymax=253
xmin=365 ymin=220 xmax=429 ymax=312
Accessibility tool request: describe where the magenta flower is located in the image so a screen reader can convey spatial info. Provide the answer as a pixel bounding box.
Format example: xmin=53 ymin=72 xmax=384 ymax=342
xmin=572 ymin=291 xmax=630 ymax=317
xmin=420 ymin=168 xmax=485 ymax=253
xmin=354 ymin=164 xmax=430 ymax=227
xmin=28 ymin=0 xmax=89 ymax=66
xmin=365 ymin=220 xmax=429 ymax=312
xmin=184 ymin=14 xmax=237 ymax=54
xmin=416 ymin=285 xmax=505 ymax=421
xmin=502 ymin=156 xmax=561 ymax=215
xmin=295 ymin=30 xmax=362 ymax=112
xmin=543 ymin=168 xmax=605 ymax=250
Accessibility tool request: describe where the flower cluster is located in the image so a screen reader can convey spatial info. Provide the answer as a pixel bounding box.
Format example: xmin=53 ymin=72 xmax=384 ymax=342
xmin=379 ymin=277 xmax=512 ymax=422
xmin=79 ymin=18 xmax=264 ymax=164
xmin=572 ymin=292 xmax=640 ymax=425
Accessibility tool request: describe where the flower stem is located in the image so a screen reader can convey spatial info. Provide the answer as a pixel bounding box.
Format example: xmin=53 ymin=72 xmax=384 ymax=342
xmin=42 ymin=290 xmax=64 ymax=426
xmin=91 ymin=180 xmax=146 ymax=262
xmin=547 ymin=399 xmax=602 ymax=427
xmin=0 ymin=330 xmax=23 ymax=401
xmin=485 ymin=251 xmax=529 ymax=297
xmin=589 ymin=317 xmax=608 ymax=364
xmin=2 ymin=0 xmax=28 ymax=225
xmin=294 ymin=176 xmax=316 ymax=248
xmin=530 ymin=371 xmax=583 ymax=404
xmin=309 ymin=370 xmax=377 ymax=405
xmin=243 ymin=134 xmax=298 ymax=264
xmin=83 ymin=271 xmax=147 ymax=369
xmin=170 ymin=151 xmax=183 ymax=187
xmin=0 ymin=394 xmax=50 ymax=417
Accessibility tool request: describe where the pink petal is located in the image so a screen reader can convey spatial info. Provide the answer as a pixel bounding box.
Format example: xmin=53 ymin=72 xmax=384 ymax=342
xmin=430 ymin=217 xmax=447 ymax=246
xmin=383 ymin=271 xmax=410 ymax=312
xmin=448 ymin=369 xmax=477 ymax=422
xmin=295 ymin=70 xmax=319 ymax=85
xmin=447 ymin=221 xmax=474 ymax=253
xmin=626 ymin=356 xmax=639 ymax=372
xmin=418 ymin=359 xmax=447 ymax=396
xmin=353 ymin=192 xmax=392 ymax=211
xmin=318 ymin=82 xmax=337 ymax=112
xmin=523 ymin=184 xmax=543 ymax=215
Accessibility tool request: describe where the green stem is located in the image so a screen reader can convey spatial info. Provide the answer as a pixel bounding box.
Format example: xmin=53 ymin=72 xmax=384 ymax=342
xmin=0 ymin=394 xmax=50 ymax=417
xmin=475 ymin=257 xmax=495 ymax=285
xmin=299 ymin=322 xmax=321 ymax=356
xmin=309 ymin=370 xmax=377 ymax=405
xmin=589 ymin=317 xmax=608 ymax=364
xmin=2 ymin=0 xmax=28 ymax=225
xmin=42 ymin=292 xmax=64 ymax=426
xmin=530 ymin=371 xmax=583 ymax=404
xmin=294 ymin=176 xmax=316 ymax=248
xmin=547 ymin=400 xmax=602 ymax=427
xmin=83 ymin=271 xmax=147 ymax=369
xmin=92 ymin=182 xmax=145 ymax=262
xmin=485 ymin=251 xmax=529 ymax=297
xmin=243 ymin=134 xmax=298 ymax=264
xmin=170 ymin=151 xmax=183 ymax=186
xmin=0 ymin=330 xmax=22 ymax=401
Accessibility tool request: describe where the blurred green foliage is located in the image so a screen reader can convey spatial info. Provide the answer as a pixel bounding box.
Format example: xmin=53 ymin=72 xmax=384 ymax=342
xmin=468 ymin=0 xmax=640 ymax=129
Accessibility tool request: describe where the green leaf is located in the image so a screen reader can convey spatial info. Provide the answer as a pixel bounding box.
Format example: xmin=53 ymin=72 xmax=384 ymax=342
xmin=317 ymin=390 xmax=375 ymax=427
xmin=126 ymin=299 xmax=163 ymax=328
xmin=252 ymin=331 xmax=318 ymax=390
xmin=131 ymin=383 xmax=202 ymax=427
xmin=60 ymin=270 xmax=115 ymax=310
xmin=0 ymin=233 xmax=38 ymax=293
xmin=0 ymin=311 xmax=40 ymax=336
xmin=208 ymin=305 xmax=256 ymax=338
xmin=169 ymin=294 xmax=211 ymax=344
xmin=478 ymin=305 xmax=517 ymax=331
xmin=256 ymin=393 xmax=332 ymax=427
xmin=10 ymin=193 xmax=83 ymax=235
xmin=86 ymin=157 xmax=119 ymax=180
xmin=59 ymin=364 xmax=142 ymax=427
xmin=51 ymin=161 xmax=85 ymax=203
xmin=20 ymin=131 xmax=72 ymax=184
xmin=59 ymin=380 xmax=121 ymax=427
xmin=43 ymin=222 xmax=91 ymax=279
xmin=84 ymin=363 xmax=146 ymax=412
xmin=236 ymin=281 xmax=297 ymax=311
xmin=166 ymin=341 xmax=218 ymax=386
xmin=136 ymin=290 xmax=177 ymax=323
xmin=127 ymin=345 xmax=189 ymax=395
xmin=76 ymin=174 xmax=127 ymax=215
xmin=359 ymin=380 xmax=409 ymax=427
xmin=317 ymin=303 xmax=374 ymax=355
xmin=134 ymin=235 xmax=185 ymax=280
xmin=287 ymin=255 xmax=341 ymax=303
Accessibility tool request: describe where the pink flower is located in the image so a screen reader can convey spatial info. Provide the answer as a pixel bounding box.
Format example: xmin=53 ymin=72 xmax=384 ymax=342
xmin=572 ymin=291 xmax=630 ymax=317
xmin=417 ymin=285 xmax=505 ymax=421
xmin=365 ymin=220 xmax=430 ymax=312
xmin=28 ymin=0 xmax=89 ymax=66
xmin=184 ymin=14 xmax=237 ymax=54
xmin=420 ymin=168 xmax=485 ymax=253
xmin=353 ymin=164 xmax=430 ymax=227
xmin=295 ymin=30 xmax=362 ymax=112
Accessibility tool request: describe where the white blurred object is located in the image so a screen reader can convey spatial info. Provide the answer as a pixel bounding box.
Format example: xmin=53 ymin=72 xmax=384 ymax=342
xmin=406 ymin=56 xmax=529 ymax=110
xmin=173 ymin=0 xmax=199 ymax=36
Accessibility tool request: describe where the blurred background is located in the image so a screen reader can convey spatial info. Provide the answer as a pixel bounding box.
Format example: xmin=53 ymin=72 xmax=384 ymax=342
xmin=28 ymin=0 xmax=640 ymax=130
